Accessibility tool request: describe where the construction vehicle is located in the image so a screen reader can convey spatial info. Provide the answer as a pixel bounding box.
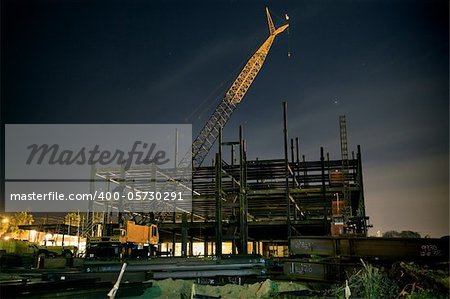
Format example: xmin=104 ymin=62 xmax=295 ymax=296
xmin=0 ymin=239 xmax=35 ymax=256
xmin=0 ymin=239 xmax=77 ymax=258
xmin=31 ymin=244 xmax=78 ymax=258
xmin=87 ymin=220 xmax=159 ymax=259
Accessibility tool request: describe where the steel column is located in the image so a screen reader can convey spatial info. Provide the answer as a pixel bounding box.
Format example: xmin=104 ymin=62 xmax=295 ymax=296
xmin=215 ymin=129 xmax=223 ymax=257
xmin=239 ymin=126 xmax=248 ymax=254
xmin=283 ymin=102 xmax=291 ymax=240
xmin=181 ymin=213 xmax=188 ymax=257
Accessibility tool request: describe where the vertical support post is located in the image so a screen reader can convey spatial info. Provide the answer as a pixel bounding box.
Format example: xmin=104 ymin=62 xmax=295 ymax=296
xmin=290 ymin=139 xmax=295 ymax=188
xmin=215 ymin=129 xmax=223 ymax=257
xmin=174 ymin=128 xmax=179 ymax=167
xmin=181 ymin=213 xmax=188 ymax=257
xmin=189 ymin=214 xmax=194 ymax=256
xmin=103 ymin=179 xmax=110 ymax=235
xmin=231 ymin=144 xmax=237 ymax=255
xmin=302 ymin=155 xmax=307 ymax=186
xmin=239 ymin=126 xmax=248 ymax=254
xmin=172 ymin=212 xmax=176 ymax=255
xmin=320 ymin=147 xmax=328 ymax=232
xmin=67 ymin=217 xmax=72 ymax=240
xmin=88 ymin=164 xmax=96 ymax=222
xmin=243 ymin=140 xmax=248 ymax=252
xmin=357 ymin=145 xmax=367 ymax=234
xmin=86 ymin=164 xmax=96 ymax=248
xmin=283 ymin=102 xmax=291 ymax=241
xmin=290 ymin=139 xmax=297 ymax=220
xmin=326 ymin=152 xmax=331 ymax=179
xmin=204 ymin=234 xmax=208 ymax=257
xmin=118 ymin=163 xmax=126 ymax=227
xmin=295 ymin=138 xmax=301 ymax=220
xmin=290 ymin=139 xmax=295 ymax=162
xmin=173 ymin=129 xmax=178 ymax=254
xmin=295 ymin=137 xmax=300 ymax=182
xmin=231 ymin=144 xmax=236 ymax=166
xmin=107 ymin=176 xmax=113 ymax=225
xmin=339 ymin=115 xmax=351 ymax=227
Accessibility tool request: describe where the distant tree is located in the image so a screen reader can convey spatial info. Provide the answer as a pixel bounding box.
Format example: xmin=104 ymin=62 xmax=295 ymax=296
xmin=399 ymin=230 xmax=421 ymax=238
xmin=64 ymin=212 xmax=81 ymax=227
xmin=383 ymin=230 xmax=421 ymax=238
xmin=8 ymin=212 xmax=34 ymax=237
xmin=383 ymin=230 xmax=401 ymax=238
xmin=0 ymin=215 xmax=10 ymax=237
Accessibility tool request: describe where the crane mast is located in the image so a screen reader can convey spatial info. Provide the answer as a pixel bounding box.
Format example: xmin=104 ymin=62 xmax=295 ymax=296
xmin=179 ymin=8 xmax=289 ymax=169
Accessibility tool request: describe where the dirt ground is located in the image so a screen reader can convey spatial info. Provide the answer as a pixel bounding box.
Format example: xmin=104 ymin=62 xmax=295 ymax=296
xmin=129 ymin=278 xmax=309 ymax=299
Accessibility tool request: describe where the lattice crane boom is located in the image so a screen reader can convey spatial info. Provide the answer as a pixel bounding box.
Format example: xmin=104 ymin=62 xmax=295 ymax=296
xmin=179 ymin=8 xmax=289 ymax=169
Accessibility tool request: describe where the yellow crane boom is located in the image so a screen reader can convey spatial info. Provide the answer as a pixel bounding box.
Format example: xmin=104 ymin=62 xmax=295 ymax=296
xmin=179 ymin=7 xmax=289 ymax=169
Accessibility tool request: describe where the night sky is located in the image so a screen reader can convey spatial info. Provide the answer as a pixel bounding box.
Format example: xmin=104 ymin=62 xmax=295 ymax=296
xmin=2 ymin=0 xmax=449 ymax=236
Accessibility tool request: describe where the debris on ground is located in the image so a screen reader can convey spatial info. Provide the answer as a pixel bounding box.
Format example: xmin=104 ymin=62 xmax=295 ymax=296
xmin=328 ymin=260 xmax=450 ymax=299
xmin=391 ymin=261 xmax=449 ymax=298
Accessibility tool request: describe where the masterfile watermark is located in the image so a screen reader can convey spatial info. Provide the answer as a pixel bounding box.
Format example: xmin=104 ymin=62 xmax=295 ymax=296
xmin=26 ymin=141 xmax=170 ymax=170
xmin=5 ymin=124 xmax=192 ymax=213
xmin=9 ymin=191 xmax=186 ymax=202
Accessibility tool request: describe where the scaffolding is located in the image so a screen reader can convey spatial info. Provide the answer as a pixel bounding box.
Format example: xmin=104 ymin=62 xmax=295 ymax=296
xmin=87 ymin=107 xmax=369 ymax=257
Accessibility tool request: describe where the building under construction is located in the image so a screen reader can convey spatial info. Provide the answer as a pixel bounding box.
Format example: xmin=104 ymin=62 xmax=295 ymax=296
xmin=2 ymin=6 xmax=448 ymax=298
xmin=84 ymin=8 xmax=369 ymax=258
xmin=92 ymin=110 xmax=369 ymax=258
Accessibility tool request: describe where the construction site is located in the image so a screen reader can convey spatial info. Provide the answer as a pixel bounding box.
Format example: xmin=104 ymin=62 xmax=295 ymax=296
xmin=1 ymin=4 xmax=449 ymax=299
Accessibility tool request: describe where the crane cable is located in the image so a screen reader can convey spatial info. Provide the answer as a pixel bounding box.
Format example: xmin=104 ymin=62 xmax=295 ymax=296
xmin=287 ymin=22 xmax=291 ymax=58
xmin=285 ymin=13 xmax=291 ymax=58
